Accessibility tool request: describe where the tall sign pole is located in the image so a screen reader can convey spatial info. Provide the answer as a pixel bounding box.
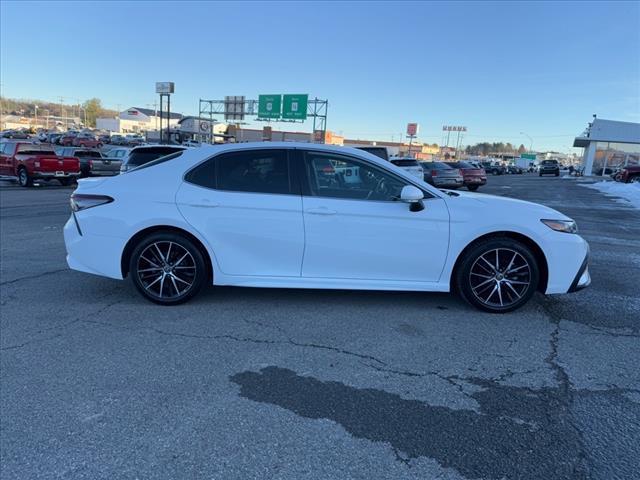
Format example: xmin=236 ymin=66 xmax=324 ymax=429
xmin=156 ymin=82 xmax=175 ymax=144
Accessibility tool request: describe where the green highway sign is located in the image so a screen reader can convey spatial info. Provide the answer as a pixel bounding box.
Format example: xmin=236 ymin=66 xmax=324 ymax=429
xmin=258 ymin=94 xmax=282 ymax=119
xmin=282 ymin=94 xmax=308 ymax=120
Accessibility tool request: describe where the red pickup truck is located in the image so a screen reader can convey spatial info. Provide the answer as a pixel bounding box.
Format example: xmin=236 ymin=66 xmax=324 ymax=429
xmin=0 ymin=141 xmax=81 ymax=187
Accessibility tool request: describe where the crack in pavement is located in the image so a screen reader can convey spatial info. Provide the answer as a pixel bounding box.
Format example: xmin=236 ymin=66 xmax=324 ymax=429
xmin=0 ymin=299 xmax=123 ymax=351
xmin=0 ymin=268 xmax=69 ymax=286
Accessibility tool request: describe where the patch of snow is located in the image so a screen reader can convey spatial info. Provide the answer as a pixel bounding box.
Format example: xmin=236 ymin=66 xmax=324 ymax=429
xmin=580 ymin=181 xmax=640 ymax=209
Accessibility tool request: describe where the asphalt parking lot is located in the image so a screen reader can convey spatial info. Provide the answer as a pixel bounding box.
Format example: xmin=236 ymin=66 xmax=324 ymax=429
xmin=1 ymin=175 xmax=639 ymax=480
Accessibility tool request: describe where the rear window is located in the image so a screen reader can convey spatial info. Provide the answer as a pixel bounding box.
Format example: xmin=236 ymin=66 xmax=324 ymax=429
xmin=456 ymin=161 xmax=476 ymax=168
xmin=16 ymin=144 xmax=56 ymax=155
xmin=390 ymin=159 xmax=419 ymax=167
xmin=433 ymin=162 xmax=453 ymax=169
xmin=356 ymin=147 xmax=389 ymax=161
xmin=74 ymin=151 xmax=102 ymax=158
xmin=126 ymin=147 xmax=185 ymax=167
xmin=130 ymin=151 xmax=185 ymax=172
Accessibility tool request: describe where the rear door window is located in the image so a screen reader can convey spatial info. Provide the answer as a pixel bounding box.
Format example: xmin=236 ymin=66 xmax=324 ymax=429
xmin=127 ymin=147 xmax=184 ymax=168
xmin=216 ymin=149 xmax=292 ymax=194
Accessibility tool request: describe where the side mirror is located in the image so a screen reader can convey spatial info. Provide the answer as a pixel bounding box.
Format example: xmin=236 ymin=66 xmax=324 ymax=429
xmin=400 ymin=185 xmax=425 ymax=212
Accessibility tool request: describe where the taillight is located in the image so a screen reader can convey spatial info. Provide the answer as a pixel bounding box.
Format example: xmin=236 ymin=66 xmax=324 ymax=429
xmin=70 ymin=194 xmax=113 ymax=212
xmin=431 ymin=170 xmax=438 ymax=176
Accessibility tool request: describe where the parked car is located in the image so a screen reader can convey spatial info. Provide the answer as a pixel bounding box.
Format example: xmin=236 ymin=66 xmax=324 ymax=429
xmin=420 ymin=161 xmax=464 ymax=189
xmin=390 ymin=157 xmax=425 ymax=180
xmin=104 ymin=147 xmax=131 ymax=161
xmin=539 ymin=159 xmax=560 ymax=177
xmin=120 ymin=145 xmax=187 ymax=173
xmin=480 ymin=161 xmax=506 ymax=175
xmin=98 ymin=134 xmax=112 ymax=144
xmin=1 ymin=130 xmax=30 ymax=139
xmin=46 ymin=133 xmax=63 ymax=145
xmin=125 ymin=134 xmax=145 ymax=146
xmin=57 ymin=147 xmax=117 ymax=177
xmin=59 ymin=132 xmax=78 ymax=146
xmin=355 ymin=146 xmax=389 ymax=161
xmin=0 ymin=141 xmax=80 ymax=186
xmin=72 ymin=133 xmax=102 ymax=148
xmin=506 ymin=165 xmax=524 ymax=174
xmin=64 ymin=142 xmax=591 ymax=313
xmin=110 ymin=135 xmax=128 ymax=146
xmin=617 ymin=165 xmax=640 ymax=183
xmin=445 ymin=161 xmax=487 ymax=191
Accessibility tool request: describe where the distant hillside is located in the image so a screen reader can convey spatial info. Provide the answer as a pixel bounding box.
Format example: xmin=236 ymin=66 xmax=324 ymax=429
xmin=0 ymin=96 xmax=117 ymax=119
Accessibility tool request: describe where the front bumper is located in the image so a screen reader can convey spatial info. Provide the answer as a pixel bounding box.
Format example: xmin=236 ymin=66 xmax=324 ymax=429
xmin=568 ymin=254 xmax=591 ymax=292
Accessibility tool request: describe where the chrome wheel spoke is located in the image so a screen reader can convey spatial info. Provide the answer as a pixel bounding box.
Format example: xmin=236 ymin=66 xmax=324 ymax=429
xmin=470 ymin=248 xmax=531 ymax=308
xmin=138 ymin=242 xmax=195 ymax=300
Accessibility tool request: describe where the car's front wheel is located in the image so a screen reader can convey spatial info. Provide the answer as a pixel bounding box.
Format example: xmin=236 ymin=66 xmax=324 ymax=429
xmin=130 ymin=232 xmax=208 ymax=305
xmin=455 ymin=238 xmax=539 ymax=313
xmin=467 ymin=185 xmax=479 ymax=191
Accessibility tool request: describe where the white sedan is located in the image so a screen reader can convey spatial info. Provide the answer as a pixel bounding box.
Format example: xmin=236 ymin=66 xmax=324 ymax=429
xmin=64 ymin=142 xmax=590 ymax=313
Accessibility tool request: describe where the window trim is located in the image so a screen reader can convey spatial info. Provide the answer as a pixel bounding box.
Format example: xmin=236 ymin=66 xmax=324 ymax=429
xmin=184 ymin=148 xmax=300 ymax=197
xmin=297 ymin=149 xmax=436 ymax=202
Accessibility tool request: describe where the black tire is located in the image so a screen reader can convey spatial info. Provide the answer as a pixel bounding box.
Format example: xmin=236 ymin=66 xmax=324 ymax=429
xmin=59 ymin=177 xmax=74 ymax=186
xmin=539 ymin=172 xmax=542 ymax=177
xmin=455 ymin=237 xmax=539 ymax=313
xmin=17 ymin=167 xmax=33 ymax=187
xmin=130 ymin=232 xmax=208 ymax=305
xmin=555 ymin=172 xmax=559 ymax=177
xmin=467 ymin=184 xmax=479 ymax=191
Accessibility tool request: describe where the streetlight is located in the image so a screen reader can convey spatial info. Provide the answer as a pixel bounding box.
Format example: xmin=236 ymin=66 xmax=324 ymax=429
xmin=34 ymin=105 xmax=38 ymax=128
xmin=520 ymin=132 xmax=533 ymax=152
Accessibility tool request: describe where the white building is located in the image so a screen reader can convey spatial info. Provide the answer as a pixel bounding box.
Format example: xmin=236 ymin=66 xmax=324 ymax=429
xmin=573 ymin=118 xmax=640 ymax=175
xmin=96 ymin=107 xmax=183 ymax=134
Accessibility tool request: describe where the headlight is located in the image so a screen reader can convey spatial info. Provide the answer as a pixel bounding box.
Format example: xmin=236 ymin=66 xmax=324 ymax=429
xmin=541 ymin=219 xmax=578 ymax=234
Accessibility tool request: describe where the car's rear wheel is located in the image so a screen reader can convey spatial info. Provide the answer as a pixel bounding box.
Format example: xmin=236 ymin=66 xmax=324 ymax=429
xmin=467 ymin=185 xmax=479 ymax=191
xmin=130 ymin=233 xmax=207 ymax=305
xmin=455 ymin=238 xmax=539 ymax=313
xmin=17 ymin=167 xmax=33 ymax=187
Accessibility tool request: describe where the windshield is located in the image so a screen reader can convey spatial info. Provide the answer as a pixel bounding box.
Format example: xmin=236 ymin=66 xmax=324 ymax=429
xmin=542 ymin=160 xmax=558 ymax=165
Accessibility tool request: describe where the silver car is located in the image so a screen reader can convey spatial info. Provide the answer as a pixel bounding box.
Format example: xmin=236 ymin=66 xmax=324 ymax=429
xmin=420 ymin=161 xmax=464 ymax=189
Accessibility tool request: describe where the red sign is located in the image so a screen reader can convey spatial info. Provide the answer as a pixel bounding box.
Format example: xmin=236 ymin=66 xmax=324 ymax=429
xmin=406 ymin=123 xmax=419 ymax=136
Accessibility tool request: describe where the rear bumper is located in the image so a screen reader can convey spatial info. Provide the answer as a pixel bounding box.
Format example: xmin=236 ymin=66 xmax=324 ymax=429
xmin=433 ymin=177 xmax=464 ymax=187
xmin=64 ymin=216 xmax=125 ymax=280
xmin=463 ymin=177 xmax=487 ymax=185
xmin=33 ymin=171 xmax=80 ymax=179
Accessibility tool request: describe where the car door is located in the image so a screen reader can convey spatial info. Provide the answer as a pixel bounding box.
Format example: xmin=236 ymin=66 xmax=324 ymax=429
xmin=299 ymin=149 xmax=450 ymax=283
xmin=176 ymin=148 xmax=305 ymax=277
xmin=0 ymin=143 xmax=17 ymax=176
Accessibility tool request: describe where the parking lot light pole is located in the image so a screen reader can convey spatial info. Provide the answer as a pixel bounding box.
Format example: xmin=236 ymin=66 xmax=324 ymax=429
xmin=520 ymin=132 xmax=533 ymax=152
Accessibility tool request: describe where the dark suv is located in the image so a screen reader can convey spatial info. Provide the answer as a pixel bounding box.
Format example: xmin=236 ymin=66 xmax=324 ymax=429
xmin=539 ymin=159 xmax=560 ymax=177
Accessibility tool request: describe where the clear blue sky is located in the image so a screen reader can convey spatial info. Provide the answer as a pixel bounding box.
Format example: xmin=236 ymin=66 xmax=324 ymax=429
xmin=1 ymin=1 xmax=639 ymax=151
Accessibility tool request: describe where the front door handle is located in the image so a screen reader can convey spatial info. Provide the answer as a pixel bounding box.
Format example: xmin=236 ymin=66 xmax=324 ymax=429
xmin=306 ymin=207 xmax=337 ymax=215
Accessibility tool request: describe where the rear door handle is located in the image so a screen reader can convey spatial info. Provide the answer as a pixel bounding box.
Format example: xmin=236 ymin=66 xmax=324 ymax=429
xmin=306 ymin=207 xmax=337 ymax=215
xmin=185 ymin=200 xmax=220 ymax=208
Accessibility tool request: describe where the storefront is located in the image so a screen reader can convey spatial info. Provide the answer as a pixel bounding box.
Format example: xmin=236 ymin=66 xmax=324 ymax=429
xmin=574 ymin=118 xmax=640 ymax=175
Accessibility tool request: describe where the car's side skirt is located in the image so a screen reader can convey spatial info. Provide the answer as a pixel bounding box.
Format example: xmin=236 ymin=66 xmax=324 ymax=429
xmin=213 ymin=275 xmax=450 ymax=292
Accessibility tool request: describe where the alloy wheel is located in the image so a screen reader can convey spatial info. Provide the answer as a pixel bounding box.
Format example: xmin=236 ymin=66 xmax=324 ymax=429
xmin=469 ymin=248 xmax=532 ymax=308
xmin=136 ymin=241 xmax=196 ymax=300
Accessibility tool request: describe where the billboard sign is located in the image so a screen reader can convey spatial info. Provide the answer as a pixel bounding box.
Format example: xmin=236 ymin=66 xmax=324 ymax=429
xmin=406 ymin=123 xmax=419 ymax=136
xmin=258 ymin=95 xmax=282 ymax=119
xmin=443 ymin=125 xmax=467 ymax=132
xmin=155 ymin=82 xmax=175 ymax=94
xmin=282 ymin=94 xmax=308 ymax=120
xmin=224 ymin=96 xmax=246 ymax=121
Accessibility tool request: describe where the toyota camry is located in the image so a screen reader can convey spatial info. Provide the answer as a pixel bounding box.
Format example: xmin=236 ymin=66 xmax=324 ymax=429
xmin=64 ymin=143 xmax=590 ymax=313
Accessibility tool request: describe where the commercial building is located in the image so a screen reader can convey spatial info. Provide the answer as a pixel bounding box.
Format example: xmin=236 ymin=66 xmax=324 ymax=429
xmin=573 ymin=118 xmax=640 ymax=175
xmin=96 ymin=107 xmax=183 ymax=134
